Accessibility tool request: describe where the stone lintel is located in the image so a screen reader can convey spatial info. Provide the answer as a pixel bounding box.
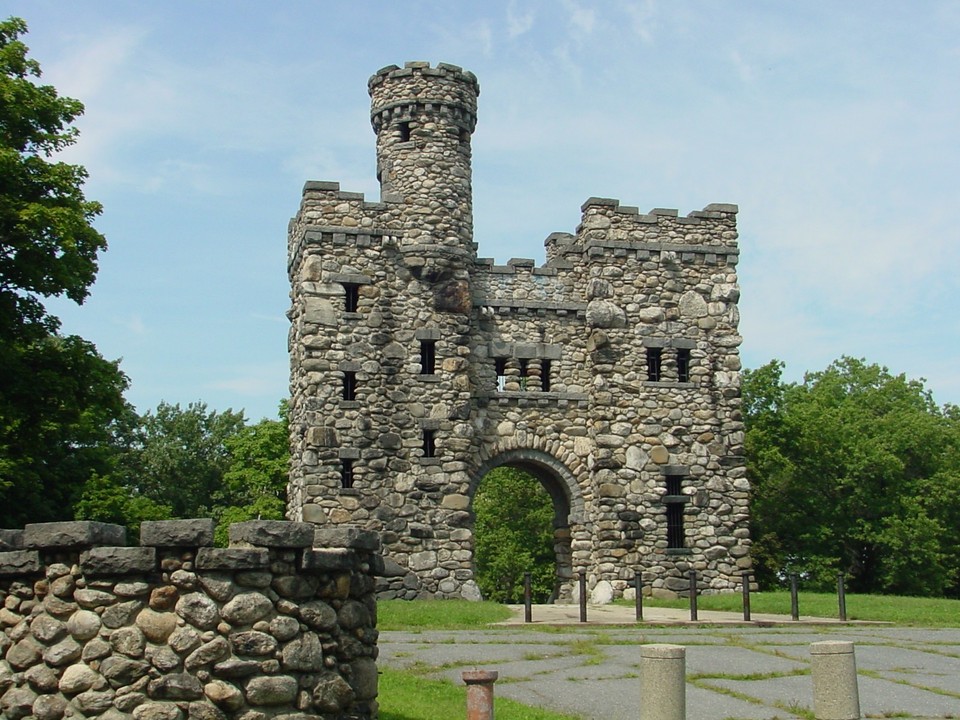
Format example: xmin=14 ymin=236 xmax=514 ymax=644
xmin=301 ymin=548 xmax=357 ymax=572
xmin=140 ymin=519 xmax=215 ymax=548
xmin=195 ymin=547 xmax=271 ymax=571
xmin=80 ymin=547 xmax=157 ymax=575
xmin=415 ymin=328 xmax=442 ymax=340
xmin=0 ymin=529 xmax=23 ymax=550
xmin=228 ymin=520 xmax=316 ymax=548
xmin=0 ymin=550 xmax=40 ymax=576
xmin=328 ymin=273 xmax=372 ymax=285
xmin=23 ymin=521 xmax=126 ymax=550
xmin=314 ymin=527 xmax=381 ymax=552
xmin=339 ymin=448 xmax=361 ymax=460
xmin=661 ymin=465 xmax=691 ymax=476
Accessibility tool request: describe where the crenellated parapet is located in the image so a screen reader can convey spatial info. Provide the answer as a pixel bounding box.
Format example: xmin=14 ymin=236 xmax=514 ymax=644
xmin=0 ymin=519 xmax=383 ymax=720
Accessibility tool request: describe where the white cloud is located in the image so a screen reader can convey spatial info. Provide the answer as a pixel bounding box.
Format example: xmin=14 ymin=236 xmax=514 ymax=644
xmin=565 ymin=1 xmax=596 ymax=36
xmin=621 ymin=0 xmax=657 ymax=44
xmin=506 ymin=0 xmax=536 ymax=38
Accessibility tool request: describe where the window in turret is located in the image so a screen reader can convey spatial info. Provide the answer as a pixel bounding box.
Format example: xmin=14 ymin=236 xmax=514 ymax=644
xmin=677 ymin=349 xmax=691 ymax=383
xmin=343 ymin=371 xmax=357 ymax=401
xmin=420 ymin=340 xmax=436 ymax=375
xmin=422 ymin=429 xmax=436 ymax=458
xmin=646 ymin=347 xmax=662 ymax=382
xmin=541 ymin=360 xmax=552 ymax=392
xmin=340 ymin=459 xmax=355 ymax=489
xmin=343 ymin=283 xmax=360 ymax=313
xmin=664 ymin=475 xmax=685 ymax=549
xmin=398 ymin=121 xmax=411 ymax=142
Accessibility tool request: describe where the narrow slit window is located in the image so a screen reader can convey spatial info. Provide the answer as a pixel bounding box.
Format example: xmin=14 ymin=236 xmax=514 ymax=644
xmin=677 ymin=349 xmax=691 ymax=383
xmin=495 ymin=358 xmax=507 ymax=391
xmin=398 ymin=121 xmax=411 ymax=142
xmin=666 ymin=502 xmax=685 ymax=549
xmin=665 ymin=475 xmax=684 ymax=549
xmin=422 ymin=429 xmax=436 ymax=458
xmin=341 ymin=459 xmax=355 ymax=489
xmin=420 ymin=340 xmax=436 ymax=375
xmin=541 ymin=359 xmax=552 ymax=392
xmin=342 ymin=371 xmax=357 ymax=401
xmin=646 ymin=347 xmax=662 ymax=382
xmin=343 ymin=283 xmax=360 ymax=313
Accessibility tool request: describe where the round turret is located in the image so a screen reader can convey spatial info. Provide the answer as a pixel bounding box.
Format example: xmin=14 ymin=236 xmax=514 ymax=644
xmin=368 ymin=61 xmax=479 ymax=258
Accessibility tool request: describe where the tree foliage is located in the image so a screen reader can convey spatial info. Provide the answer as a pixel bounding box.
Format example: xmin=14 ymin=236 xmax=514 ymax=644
xmin=0 ymin=19 xmax=129 ymax=526
xmin=473 ymin=467 xmax=556 ymax=603
xmin=744 ymin=357 xmax=960 ymax=597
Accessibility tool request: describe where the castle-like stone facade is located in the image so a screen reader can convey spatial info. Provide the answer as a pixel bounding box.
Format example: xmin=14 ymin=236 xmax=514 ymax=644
xmin=287 ymin=62 xmax=750 ymax=601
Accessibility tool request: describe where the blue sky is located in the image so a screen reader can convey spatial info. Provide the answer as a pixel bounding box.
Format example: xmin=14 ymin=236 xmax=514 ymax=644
xmin=9 ymin=1 xmax=960 ymax=421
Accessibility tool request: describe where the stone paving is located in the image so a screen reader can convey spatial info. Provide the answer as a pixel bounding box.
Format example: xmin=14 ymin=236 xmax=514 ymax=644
xmin=378 ymin=605 xmax=960 ymax=719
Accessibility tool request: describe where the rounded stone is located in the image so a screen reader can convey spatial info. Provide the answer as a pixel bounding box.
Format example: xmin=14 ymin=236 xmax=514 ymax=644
xmin=204 ymin=680 xmax=244 ymax=711
xmin=221 ymin=592 xmax=276 ymax=627
xmin=110 ymin=626 xmax=147 ymax=658
xmin=244 ymin=675 xmax=297 ymax=706
xmin=66 ymin=609 xmax=101 ymax=641
xmin=59 ymin=663 xmax=102 ymax=695
xmin=32 ymin=692 xmax=67 ymax=720
xmin=312 ymin=672 xmax=355 ymax=713
xmin=136 ymin=608 xmax=178 ymax=643
xmin=175 ymin=593 xmax=220 ymax=630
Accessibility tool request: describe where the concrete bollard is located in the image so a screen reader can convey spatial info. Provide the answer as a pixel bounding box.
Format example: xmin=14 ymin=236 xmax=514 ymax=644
xmin=810 ymin=641 xmax=860 ymax=719
xmin=462 ymin=669 xmax=499 ymax=720
xmin=640 ymin=644 xmax=686 ymax=720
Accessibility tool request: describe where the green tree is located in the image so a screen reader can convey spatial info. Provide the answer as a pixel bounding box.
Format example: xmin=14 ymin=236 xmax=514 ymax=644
xmin=0 ymin=17 xmax=106 ymax=343
xmin=212 ymin=402 xmax=290 ymax=544
xmin=473 ymin=467 xmax=556 ymax=603
xmin=126 ymin=401 xmax=247 ymax=518
xmin=744 ymin=357 xmax=960 ymax=596
xmin=0 ymin=18 xmax=128 ymax=526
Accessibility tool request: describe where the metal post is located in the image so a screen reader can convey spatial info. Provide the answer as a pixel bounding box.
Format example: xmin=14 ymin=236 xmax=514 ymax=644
xmin=790 ymin=573 xmax=799 ymax=621
xmin=741 ymin=571 xmax=751 ymax=622
xmin=688 ymin=569 xmax=698 ymax=622
xmin=462 ymin=670 xmax=499 ymax=720
xmin=837 ymin=572 xmax=847 ymax=622
xmin=635 ymin=569 xmax=643 ymax=622
xmin=578 ymin=570 xmax=587 ymax=623
xmin=523 ymin=572 xmax=532 ymax=623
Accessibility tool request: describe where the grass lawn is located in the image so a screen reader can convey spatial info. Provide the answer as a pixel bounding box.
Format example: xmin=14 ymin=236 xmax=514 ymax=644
xmin=378 ymin=667 xmax=583 ymax=720
xmin=624 ymin=591 xmax=960 ymax=626
xmin=377 ymin=598 xmax=512 ymax=630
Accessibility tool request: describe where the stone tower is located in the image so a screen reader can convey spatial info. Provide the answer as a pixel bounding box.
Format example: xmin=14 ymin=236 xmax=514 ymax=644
xmin=287 ymin=62 xmax=751 ymax=602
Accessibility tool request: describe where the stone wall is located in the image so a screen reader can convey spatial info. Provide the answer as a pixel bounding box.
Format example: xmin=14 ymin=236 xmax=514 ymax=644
xmin=0 ymin=520 xmax=382 ymax=720
xmin=287 ymin=61 xmax=751 ymax=602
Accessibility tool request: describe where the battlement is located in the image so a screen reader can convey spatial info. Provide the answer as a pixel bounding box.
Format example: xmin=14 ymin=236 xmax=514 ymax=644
xmin=0 ymin=520 xmax=382 ymax=719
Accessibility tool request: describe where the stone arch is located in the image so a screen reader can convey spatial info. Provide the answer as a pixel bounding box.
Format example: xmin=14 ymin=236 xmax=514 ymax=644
xmin=469 ymin=448 xmax=584 ymax=603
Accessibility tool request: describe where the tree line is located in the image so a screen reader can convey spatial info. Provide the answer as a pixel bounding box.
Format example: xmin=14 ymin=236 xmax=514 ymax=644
xmin=2 ymin=16 xmax=959 ymax=597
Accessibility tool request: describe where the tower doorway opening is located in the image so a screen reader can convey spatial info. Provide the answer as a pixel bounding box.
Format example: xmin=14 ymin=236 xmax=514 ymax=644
xmin=471 ymin=451 xmax=579 ymax=604
xmin=473 ymin=467 xmax=555 ymax=603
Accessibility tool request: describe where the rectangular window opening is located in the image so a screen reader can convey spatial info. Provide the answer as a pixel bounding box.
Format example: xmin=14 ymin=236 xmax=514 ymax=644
xmin=341 ymin=459 xmax=355 ymax=489
xmin=342 ymin=371 xmax=357 ymax=401
xmin=646 ymin=347 xmax=662 ymax=382
xmin=495 ymin=358 xmax=507 ymax=392
xmin=542 ymin=359 xmax=551 ymax=392
xmin=666 ymin=503 xmax=685 ymax=549
xmin=343 ymin=283 xmax=360 ymax=313
xmin=398 ymin=121 xmax=411 ymax=142
xmin=677 ymin=349 xmax=691 ymax=383
xmin=422 ymin=429 xmax=436 ymax=458
xmin=518 ymin=359 xmax=529 ymax=390
xmin=665 ymin=474 xmax=684 ymax=549
xmin=420 ymin=340 xmax=436 ymax=375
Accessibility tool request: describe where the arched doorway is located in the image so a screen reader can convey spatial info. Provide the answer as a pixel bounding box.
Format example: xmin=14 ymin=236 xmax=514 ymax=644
xmin=471 ymin=450 xmax=583 ymax=603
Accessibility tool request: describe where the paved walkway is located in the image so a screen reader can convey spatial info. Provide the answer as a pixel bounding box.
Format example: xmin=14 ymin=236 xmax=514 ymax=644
xmin=378 ymin=605 xmax=960 ymax=719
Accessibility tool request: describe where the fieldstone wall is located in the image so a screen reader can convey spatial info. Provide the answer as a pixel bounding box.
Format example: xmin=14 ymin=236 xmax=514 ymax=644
xmin=287 ymin=61 xmax=751 ymax=603
xmin=0 ymin=520 xmax=382 ymax=720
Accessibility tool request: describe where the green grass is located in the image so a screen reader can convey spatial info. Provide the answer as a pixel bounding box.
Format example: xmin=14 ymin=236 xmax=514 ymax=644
xmin=377 ymin=599 xmax=512 ymax=630
xmin=378 ymin=667 xmax=584 ymax=720
xmin=618 ymin=591 xmax=960 ymax=626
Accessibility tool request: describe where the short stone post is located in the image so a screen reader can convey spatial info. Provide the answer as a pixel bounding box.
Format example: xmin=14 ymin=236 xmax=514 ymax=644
xmin=463 ymin=670 xmax=499 ymax=720
xmin=810 ymin=641 xmax=860 ymax=720
xmin=639 ymin=644 xmax=686 ymax=720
